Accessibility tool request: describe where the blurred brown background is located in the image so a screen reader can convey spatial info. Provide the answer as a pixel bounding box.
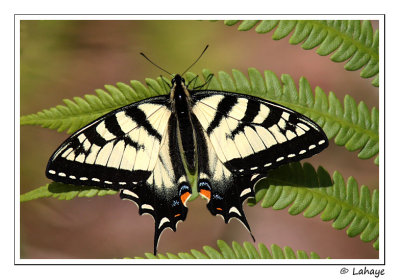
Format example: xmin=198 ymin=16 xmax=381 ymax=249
xmin=20 ymin=20 xmax=379 ymax=259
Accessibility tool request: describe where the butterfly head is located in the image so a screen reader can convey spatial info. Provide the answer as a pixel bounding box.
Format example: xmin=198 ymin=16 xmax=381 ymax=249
xmin=171 ymin=74 xmax=185 ymax=87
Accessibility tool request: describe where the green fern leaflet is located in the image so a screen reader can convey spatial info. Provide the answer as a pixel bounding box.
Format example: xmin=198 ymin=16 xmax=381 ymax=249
xmin=132 ymin=240 xmax=323 ymax=259
xmin=223 ymin=20 xmax=379 ymax=87
xmin=20 ymin=182 xmax=117 ymax=202
xmin=250 ymin=162 xmax=379 ymax=250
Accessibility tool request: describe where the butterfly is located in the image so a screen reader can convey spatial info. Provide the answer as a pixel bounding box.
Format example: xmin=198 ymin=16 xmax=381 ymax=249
xmin=46 ymin=48 xmax=328 ymax=255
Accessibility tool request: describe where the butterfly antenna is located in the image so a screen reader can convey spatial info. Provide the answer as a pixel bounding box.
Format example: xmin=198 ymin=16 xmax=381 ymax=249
xmin=140 ymin=52 xmax=173 ymax=77
xmin=181 ymin=45 xmax=209 ymax=76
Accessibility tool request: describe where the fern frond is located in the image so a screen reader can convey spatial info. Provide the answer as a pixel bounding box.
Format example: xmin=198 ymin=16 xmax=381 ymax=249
xmin=224 ymin=20 xmax=379 ymax=87
xmin=132 ymin=240 xmax=322 ymax=259
xmin=20 ymin=69 xmax=378 ymax=160
xmin=249 ymin=162 xmax=379 ymax=250
xmin=20 ymin=182 xmax=117 ymax=202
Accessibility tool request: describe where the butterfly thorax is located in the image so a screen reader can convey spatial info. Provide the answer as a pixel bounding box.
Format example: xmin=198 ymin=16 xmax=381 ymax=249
xmin=171 ymin=75 xmax=197 ymax=174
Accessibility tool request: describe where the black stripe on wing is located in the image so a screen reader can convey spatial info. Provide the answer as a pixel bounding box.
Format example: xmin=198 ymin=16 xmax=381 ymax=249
xmin=231 ymin=100 xmax=261 ymax=137
xmin=104 ymin=114 xmax=126 ymax=138
xmin=125 ymin=106 xmax=163 ymax=141
xmin=206 ymin=95 xmax=237 ymax=134
xmin=46 ymin=156 xmax=151 ymax=188
xmin=83 ymin=129 xmax=107 ymax=147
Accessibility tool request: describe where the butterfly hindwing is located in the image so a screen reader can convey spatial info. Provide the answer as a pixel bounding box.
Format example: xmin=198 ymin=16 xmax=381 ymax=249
xmin=121 ymin=115 xmax=191 ymax=254
xmin=193 ymin=115 xmax=258 ymax=236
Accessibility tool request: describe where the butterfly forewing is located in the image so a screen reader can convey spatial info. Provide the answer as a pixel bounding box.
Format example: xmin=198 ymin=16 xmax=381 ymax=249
xmin=191 ymin=91 xmax=328 ymax=175
xmin=46 ymin=96 xmax=171 ymax=188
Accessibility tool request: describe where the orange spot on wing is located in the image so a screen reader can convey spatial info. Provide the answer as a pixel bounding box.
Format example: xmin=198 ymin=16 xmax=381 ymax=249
xmin=180 ymin=192 xmax=191 ymax=205
xmin=174 ymin=213 xmax=181 ymax=217
xmin=216 ymin=207 xmax=222 ymax=211
xmin=199 ymin=189 xmax=211 ymax=200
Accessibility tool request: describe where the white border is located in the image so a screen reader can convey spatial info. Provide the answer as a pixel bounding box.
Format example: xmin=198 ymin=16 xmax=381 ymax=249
xmin=15 ymin=17 xmax=21 ymax=265
xmin=15 ymin=14 xmax=383 ymax=20
xmin=14 ymin=14 xmax=384 ymax=267
xmin=378 ymin=15 xmax=385 ymax=263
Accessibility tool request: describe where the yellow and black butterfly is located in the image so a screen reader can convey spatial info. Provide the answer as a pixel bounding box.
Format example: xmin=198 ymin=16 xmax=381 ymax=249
xmin=46 ymin=46 xmax=328 ymax=254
